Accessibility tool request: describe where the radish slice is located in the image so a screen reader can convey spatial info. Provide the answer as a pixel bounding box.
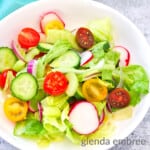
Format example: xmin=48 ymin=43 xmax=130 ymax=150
xmin=69 ymin=101 xmax=99 ymax=135
xmin=99 ymin=110 xmax=105 ymax=124
xmin=106 ymin=102 xmax=112 ymax=113
xmin=114 ymin=46 xmax=130 ymax=66
xmin=40 ymin=11 xmax=65 ymax=33
xmin=11 ymin=40 xmax=26 ymax=62
xmin=27 ymin=101 xmax=37 ymax=113
xmin=80 ymin=50 xmax=93 ymax=66
xmin=27 ymin=59 xmax=37 ymax=76
xmin=38 ymin=102 xmax=43 ymax=122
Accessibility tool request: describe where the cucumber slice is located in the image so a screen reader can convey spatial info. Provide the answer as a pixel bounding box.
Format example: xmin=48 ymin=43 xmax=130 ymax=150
xmin=37 ymin=42 xmax=52 ymax=52
xmin=50 ymin=50 xmax=81 ymax=68
xmin=13 ymin=60 xmax=26 ymax=72
xmin=11 ymin=73 xmax=38 ymax=101
xmin=0 ymin=47 xmax=17 ymax=72
xmin=25 ymin=47 xmax=40 ymax=62
xmin=66 ymin=73 xmax=79 ymax=97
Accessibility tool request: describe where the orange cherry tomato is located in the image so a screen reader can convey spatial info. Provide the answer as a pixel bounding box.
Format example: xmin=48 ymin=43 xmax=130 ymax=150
xmin=4 ymin=97 xmax=28 ymax=122
xmin=82 ymin=78 xmax=108 ymax=102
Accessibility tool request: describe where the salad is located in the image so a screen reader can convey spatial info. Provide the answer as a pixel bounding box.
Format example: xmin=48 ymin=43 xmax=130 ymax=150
xmin=0 ymin=11 xmax=149 ymax=146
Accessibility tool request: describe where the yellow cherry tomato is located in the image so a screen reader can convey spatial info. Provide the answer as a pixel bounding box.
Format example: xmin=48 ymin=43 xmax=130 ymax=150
xmin=45 ymin=19 xmax=64 ymax=34
xmin=82 ymin=78 xmax=108 ymax=102
xmin=4 ymin=97 xmax=28 ymax=122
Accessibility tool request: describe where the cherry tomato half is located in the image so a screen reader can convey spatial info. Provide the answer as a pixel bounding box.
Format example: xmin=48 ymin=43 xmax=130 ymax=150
xmin=76 ymin=27 xmax=94 ymax=49
xmin=108 ymin=88 xmax=130 ymax=108
xmin=82 ymin=78 xmax=108 ymax=102
xmin=0 ymin=74 xmax=4 ymax=88
xmin=18 ymin=27 xmax=40 ymax=49
xmin=43 ymin=71 xmax=68 ymax=96
xmin=4 ymin=97 xmax=28 ymax=122
xmin=0 ymin=69 xmax=16 ymax=89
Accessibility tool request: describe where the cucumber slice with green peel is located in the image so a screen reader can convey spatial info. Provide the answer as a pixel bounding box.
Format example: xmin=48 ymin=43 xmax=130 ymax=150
xmin=11 ymin=73 xmax=38 ymax=101
xmin=66 ymin=72 xmax=79 ymax=97
xmin=0 ymin=47 xmax=17 ymax=72
xmin=50 ymin=50 xmax=81 ymax=68
xmin=37 ymin=42 xmax=52 ymax=52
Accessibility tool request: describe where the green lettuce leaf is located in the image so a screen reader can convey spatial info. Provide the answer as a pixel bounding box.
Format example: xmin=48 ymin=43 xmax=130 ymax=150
xmin=36 ymin=40 xmax=72 ymax=78
xmin=83 ymin=41 xmax=110 ymax=68
xmin=122 ymin=65 xmax=149 ymax=94
xmin=101 ymin=51 xmax=120 ymax=81
xmin=87 ymin=18 xmax=112 ymax=42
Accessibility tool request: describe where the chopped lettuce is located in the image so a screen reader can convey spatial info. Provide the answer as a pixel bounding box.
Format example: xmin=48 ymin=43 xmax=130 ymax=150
xmin=36 ymin=40 xmax=72 ymax=78
xmin=122 ymin=65 xmax=149 ymax=94
xmin=87 ymin=18 xmax=112 ymax=42
xmin=41 ymin=95 xmax=70 ymax=139
xmin=93 ymin=101 xmax=106 ymax=116
xmin=83 ymin=41 xmax=110 ymax=68
xmin=46 ymin=29 xmax=82 ymax=51
xmin=101 ymin=51 xmax=120 ymax=81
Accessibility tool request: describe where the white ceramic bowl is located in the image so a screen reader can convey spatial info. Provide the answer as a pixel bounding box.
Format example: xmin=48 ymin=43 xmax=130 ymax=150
xmin=0 ymin=0 xmax=150 ymax=150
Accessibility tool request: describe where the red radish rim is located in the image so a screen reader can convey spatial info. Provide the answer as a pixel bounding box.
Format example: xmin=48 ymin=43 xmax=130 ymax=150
xmin=106 ymin=102 xmax=112 ymax=113
xmin=68 ymin=100 xmax=85 ymax=115
xmin=27 ymin=101 xmax=37 ymax=113
xmin=80 ymin=50 xmax=93 ymax=66
xmin=38 ymin=102 xmax=43 ymax=122
xmin=69 ymin=101 xmax=100 ymax=135
xmin=40 ymin=11 xmax=65 ymax=33
xmin=99 ymin=110 xmax=105 ymax=125
xmin=11 ymin=40 xmax=26 ymax=62
xmin=114 ymin=45 xmax=130 ymax=66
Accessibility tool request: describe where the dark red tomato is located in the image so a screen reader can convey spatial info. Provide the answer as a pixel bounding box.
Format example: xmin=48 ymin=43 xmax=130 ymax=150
xmin=34 ymin=52 xmax=45 ymax=60
xmin=43 ymin=71 xmax=68 ymax=96
xmin=18 ymin=27 xmax=40 ymax=49
xmin=76 ymin=27 xmax=94 ymax=49
xmin=108 ymin=88 xmax=130 ymax=108
xmin=0 ymin=69 xmax=17 ymax=88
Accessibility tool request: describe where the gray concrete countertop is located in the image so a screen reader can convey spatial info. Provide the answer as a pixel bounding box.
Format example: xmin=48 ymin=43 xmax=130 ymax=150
xmin=0 ymin=0 xmax=150 ymax=150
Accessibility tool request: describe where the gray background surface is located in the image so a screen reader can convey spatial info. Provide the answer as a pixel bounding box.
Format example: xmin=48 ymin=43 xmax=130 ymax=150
xmin=0 ymin=0 xmax=150 ymax=150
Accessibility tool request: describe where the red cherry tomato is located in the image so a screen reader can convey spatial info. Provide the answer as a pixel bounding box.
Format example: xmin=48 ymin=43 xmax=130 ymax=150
xmin=0 ymin=69 xmax=17 ymax=88
xmin=43 ymin=71 xmax=68 ymax=96
xmin=76 ymin=27 xmax=94 ymax=49
xmin=0 ymin=74 xmax=4 ymax=88
xmin=108 ymin=88 xmax=130 ymax=108
xmin=18 ymin=27 xmax=40 ymax=49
